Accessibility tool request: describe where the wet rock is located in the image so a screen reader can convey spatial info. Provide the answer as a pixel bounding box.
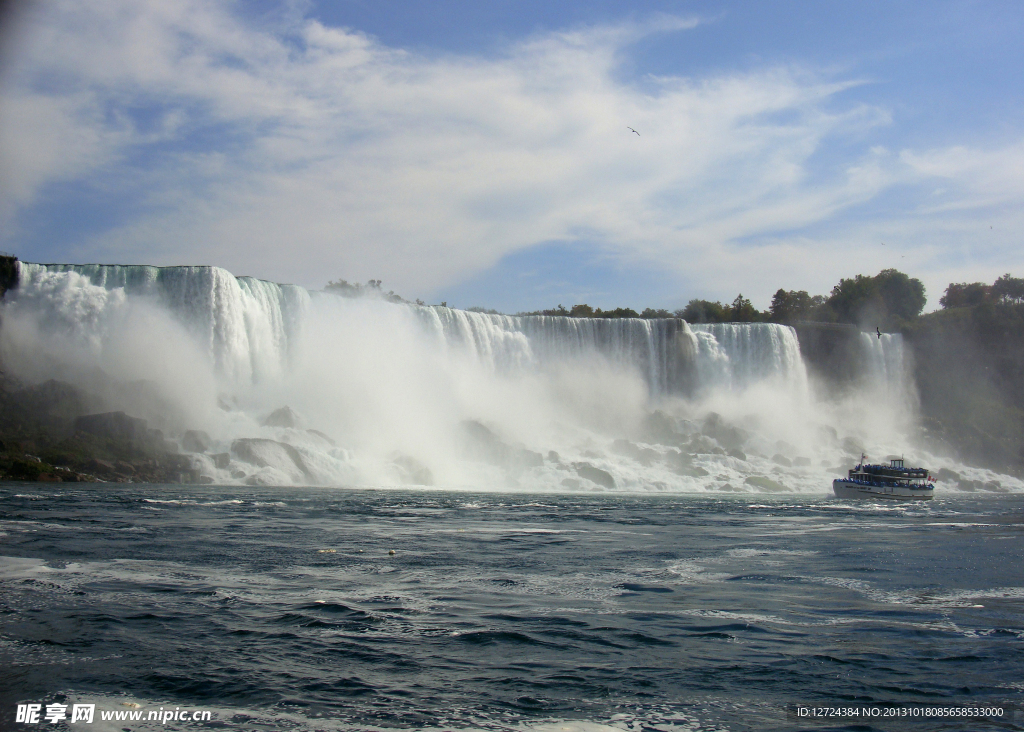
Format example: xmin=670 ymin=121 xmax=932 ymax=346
xmin=547 ymin=450 xmax=560 ymax=463
xmin=88 ymin=458 xmax=117 ymax=473
xmin=392 ymin=454 xmax=434 ymax=486
xmin=956 ymin=479 xmax=977 ymax=492
xmin=664 ymin=449 xmax=693 ymax=467
xmin=262 ymin=406 xmax=300 ymax=428
xmin=641 ymin=410 xmax=682 ymax=446
xmin=727 ymin=449 xmax=747 ymax=461
xmin=560 ymin=478 xmax=581 ymax=489
xmin=665 ymin=451 xmax=708 ymax=478
xmin=841 ymin=437 xmax=865 ymax=456
xmin=611 ymin=439 xmax=658 ymax=466
xmin=74 ymin=411 xmax=168 ymax=453
xmin=936 ymin=468 xmax=960 ymax=483
xmin=211 ymin=452 xmax=231 ymax=469
xmin=114 ymin=461 xmax=135 ymax=475
xmin=231 ymin=438 xmax=314 ymax=483
xmin=162 ymin=454 xmax=194 ymax=471
xmin=460 ymin=420 xmax=541 ymax=472
xmin=745 ymin=475 xmax=788 ymax=492
xmin=10 ymin=379 xmax=88 ymax=436
xmin=775 ymin=439 xmax=798 ymax=455
xmin=772 ymin=454 xmax=793 ymax=467
xmin=679 ymin=465 xmax=710 ymax=478
xmin=514 ymin=448 xmax=544 ymax=469
xmin=306 ymin=429 xmax=336 ymax=446
xmin=460 ymin=420 xmax=510 ymax=465
xmin=573 ymin=462 xmax=616 ymax=489
xmin=687 ymin=434 xmax=719 ymax=454
xmin=181 ymin=430 xmax=211 ymax=453
xmin=702 ymin=413 xmax=748 ymax=451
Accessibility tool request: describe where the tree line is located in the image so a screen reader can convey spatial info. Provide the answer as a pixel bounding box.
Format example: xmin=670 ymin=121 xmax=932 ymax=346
xmin=518 ymin=269 xmax=1023 ymax=330
xmin=324 ymin=269 xmax=1023 ymax=330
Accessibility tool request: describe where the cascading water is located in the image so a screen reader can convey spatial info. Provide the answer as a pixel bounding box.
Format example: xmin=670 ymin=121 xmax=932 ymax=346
xmin=858 ymin=331 xmax=913 ymax=403
xmin=4 ymin=261 xmax=1008 ymax=493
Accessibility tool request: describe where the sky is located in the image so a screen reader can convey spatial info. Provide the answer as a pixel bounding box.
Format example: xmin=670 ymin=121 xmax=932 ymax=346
xmin=0 ymin=0 xmax=1021 ymax=313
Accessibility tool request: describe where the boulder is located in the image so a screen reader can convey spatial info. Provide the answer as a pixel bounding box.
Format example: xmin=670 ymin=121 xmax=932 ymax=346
xmin=306 ymin=429 xmax=336 ymax=446
xmin=745 ymin=475 xmax=788 ymax=492
xmin=262 ymin=406 xmax=300 ymax=428
xmin=702 ymin=413 xmax=748 ymax=451
xmin=514 ymin=448 xmax=544 ymax=469
xmin=232 ymin=438 xmax=314 ymax=483
xmin=641 ymin=410 xmax=683 ymax=446
xmin=459 ymin=420 xmax=542 ymax=472
xmin=573 ymin=462 xmax=616 ymax=489
xmin=75 ymin=412 xmax=150 ymax=442
xmin=460 ymin=420 xmax=509 ymax=465
xmin=391 ymin=454 xmax=434 ymax=486
xmin=611 ymin=439 xmax=657 ymax=466
xmin=181 ymin=430 xmax=211 ymax=453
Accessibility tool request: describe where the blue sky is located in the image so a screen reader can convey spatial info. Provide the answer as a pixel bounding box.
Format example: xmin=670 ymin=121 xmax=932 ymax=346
xmin=0 ymin=1 xmax=1021 ymax=312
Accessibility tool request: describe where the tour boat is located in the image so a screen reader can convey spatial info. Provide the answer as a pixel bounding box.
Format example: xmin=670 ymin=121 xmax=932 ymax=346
xmin=833 ymin=456 xmax=934 ymax=500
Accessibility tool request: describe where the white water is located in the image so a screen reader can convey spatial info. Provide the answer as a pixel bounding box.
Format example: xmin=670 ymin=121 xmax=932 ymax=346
xmin=2 ymin=262 xmax=1016 ymax=493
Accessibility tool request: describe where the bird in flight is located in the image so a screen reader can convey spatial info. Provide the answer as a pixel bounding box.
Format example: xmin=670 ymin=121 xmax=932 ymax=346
xmin=627 ymin=127 xmax=640 ymax=136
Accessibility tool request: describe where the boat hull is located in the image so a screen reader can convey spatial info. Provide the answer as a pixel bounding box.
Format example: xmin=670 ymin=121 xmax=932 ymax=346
xmin=832 ymin=479 xmax=933 ymax=501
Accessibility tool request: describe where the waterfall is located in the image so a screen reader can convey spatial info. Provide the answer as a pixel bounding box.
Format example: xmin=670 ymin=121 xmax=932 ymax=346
xmin=858 ymin=331 xmax=916 ymax=411
xmin=689 ymin=322 xmax=808 ymax=395
xmin=0 ymin=261 xmax=929 ymax=491
xmin=15 ymin=262 xmax=723 ymax=397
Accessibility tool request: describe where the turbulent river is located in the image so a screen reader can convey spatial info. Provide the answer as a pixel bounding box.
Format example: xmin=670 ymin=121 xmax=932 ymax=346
xmin=1 ymin=485 xmax=1023 ymax=731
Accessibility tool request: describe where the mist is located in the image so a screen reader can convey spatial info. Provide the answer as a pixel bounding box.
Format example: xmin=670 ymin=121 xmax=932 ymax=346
xmin=1 ymin=261 xmax=1019 ymax=494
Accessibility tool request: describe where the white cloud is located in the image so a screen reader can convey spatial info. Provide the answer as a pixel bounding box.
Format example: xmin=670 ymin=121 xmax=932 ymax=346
xmin=0 ymin=0 xmax=1021 ymax=306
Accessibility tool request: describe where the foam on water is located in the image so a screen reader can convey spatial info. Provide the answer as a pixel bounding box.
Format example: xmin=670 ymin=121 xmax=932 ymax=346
xmin=3 ymin=488 xmax=1022 ymax=730
xmin=2 ymin=261 xmax=1016 ymax=493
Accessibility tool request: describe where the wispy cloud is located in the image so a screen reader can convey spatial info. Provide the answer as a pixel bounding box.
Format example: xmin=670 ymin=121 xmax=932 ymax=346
xmin=0 ymin=0 xmax=1020 ymax=306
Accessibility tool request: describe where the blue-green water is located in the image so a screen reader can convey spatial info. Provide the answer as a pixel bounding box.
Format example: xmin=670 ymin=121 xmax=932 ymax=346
xmin=1 ymin=484 xmax=1022 ymax=731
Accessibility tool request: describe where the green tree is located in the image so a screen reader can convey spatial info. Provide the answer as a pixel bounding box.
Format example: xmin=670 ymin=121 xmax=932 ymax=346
xmin=678 ymin=299 xmax=728 ymax=323
xmin=769 ymin=289 xmax=828 ymax=323
xmin=875 ymin=269 xmax=926 ymax=321
xmin=569 ymin=304 xmax=594 ymax=317
xmin=728 ymin=294 xmax=761 ymax=322
xmin=596 ymin=307 xmax=640 ymax=319
xmin=940 ymin=282 xmax=991 ymax=309
xmin=640 ymin=308 xmax=672 ymax=319
xmin=827 ymin=269 xmax=925 ymax=326
xmin=993 ymin=274 xmax=1024 ymax=304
